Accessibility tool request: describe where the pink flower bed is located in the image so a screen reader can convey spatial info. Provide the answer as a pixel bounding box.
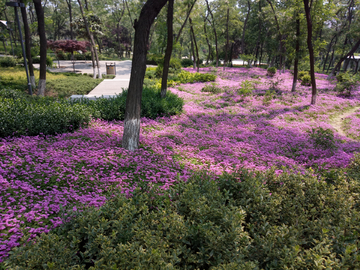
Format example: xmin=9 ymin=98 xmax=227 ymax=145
xmin=1 ymin=67 xmax=360 ymax=262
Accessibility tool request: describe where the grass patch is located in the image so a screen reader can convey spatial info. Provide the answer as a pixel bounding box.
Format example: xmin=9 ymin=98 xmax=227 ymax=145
xmin=0 ymin=66 xmax=103 ymax=98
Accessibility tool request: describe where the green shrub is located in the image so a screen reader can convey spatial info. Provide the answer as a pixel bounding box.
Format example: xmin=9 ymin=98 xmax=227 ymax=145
xmin=0 ymin=94 xmax=92 ymax=137
xmin=237 ymin=80 xmax=253 ymax=95
xmin=74 ymin=87 xmax=184 ymax=121
xmin=5 ymin=174 xmax=254 ymax=269
xmin=201 ymin=83 xmax=222 ymax=94
xmin=262 ymin=90 xmax=275 ymax=106
xmin=0 ymin=57 xmax=17 ymax=67
xmin=181 ymin=58 xmax=194 ymax=67
xmin=300 ymin=74 xmax=311 ymax=86
xmin=30 ymin=46 xmax=40 ymax=58
xmin=155 ymin=65 xmax=163 ymax=78
xmin=46 ymin=55 xmax=53 ymax=67
xmin=176 ymin=70 xmax=216 ymax=84
xmin=102 ymin=74 xmax=116 ymax=79
xmin=5 ymin=167 xmax=360 ymax=269
xmin=267 ymin=67 xmax=277 ymax=76
xmin=146 ymin=53 xmax=163 ymax=65
xmin=32 ymin=55 xmax=54 ymax=67
xmin=298 ymin=70 xmax=309 ymax=81
xmin=335 ymin=72 xmax=359 ymax=97
xmin=308 ymin=127 xmax=337 ymax=150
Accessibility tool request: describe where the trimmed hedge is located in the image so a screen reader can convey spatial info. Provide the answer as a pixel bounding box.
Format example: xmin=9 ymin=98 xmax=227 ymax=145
xmin=74 ymin=87 xmax=184 ymax=121
xmin=5 ymin=161 xmax=360 ymax=269
xmin=0 ymin=89 xmax=92 ymax=137
xmin=0 ymin=57 xmax=17 ymax=67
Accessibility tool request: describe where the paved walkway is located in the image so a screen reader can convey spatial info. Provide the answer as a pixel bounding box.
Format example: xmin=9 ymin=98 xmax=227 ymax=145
xmin=35 ymin=60 xmax=132 ymax=98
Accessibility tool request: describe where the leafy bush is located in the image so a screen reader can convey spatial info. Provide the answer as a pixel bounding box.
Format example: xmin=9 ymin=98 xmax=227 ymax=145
xmin=181 ymin=58 xmax=194 ymax=67
xmin=237 ymin=80 xmax=254 ymax=96
xmin=335 ymin=72 xmax=359 ymax=97
xmin=298 ymin=70 xmax=309 ymax=81
xmin=300 ymin=74 xmax=311 ymax=86
xmin=176 ymin=70 xmax=216 ymax=84
xmin=267 ymin=67 xmax=277 ymax=76
xmin=74 ymin=86 xmax=184 ymax=121
xmin=262 ymin=90 xmax=275 ymax=106
xmin=308 ymin=127 xmax=337 ymax=150
xmin=201 ymin=83 xmax=222 ymax=94
xmin=5 ymin=166 xmax=360 ymax=269
xmin=146 ymin=53 xmax=163 ymax=65
xmin=0 ymin=57 xmax=17 ymax=67
xmin=32 ymin=55 xmax=54 ymax=67
xmin=102 ymin=74 xmax=116 ymax=79
xmin=0 ymin=91 xmax=92 ymax=137
xmin=30 ymin=46 xmax=40 ymax=58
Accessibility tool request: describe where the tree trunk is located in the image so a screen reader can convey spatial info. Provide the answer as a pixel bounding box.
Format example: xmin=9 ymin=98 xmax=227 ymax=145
xmin=241 ymin=0 xmax=251 ymax=54
xmin=2 ymin=40 xmax=6 ymax=54
xmin=33 ymin=0 xmax=47 ymax=96
xmin=328 ymin=38 xmax=360 ymax=79
xmin=190 ymin=29 xmax=195 ymax=69
xmin=122 ymin=0 xmax=169 ymax=151
xmin=189 ymin=17 xmax=199 ymax=72
xmin=205 ymin=0 xmax=218 ymax=67
xmin=203 ymin=15 xmax=212 ymax=64
xmin=303 ymin=0 xmax=317 ymax=105
xmin=292 ymin=17 xmax=300 ymax=92
xmin=20 ymin=1 xmax=36 ymax=88
xmin=175 ymin=0 xmax=197 ymax=44
xmin=224 ymin=7 xmax=230 ymax=71
xmin=66 ymin=0 xmax=73 ymax=40
xmin=161 ymin=0 xmax=174 ymax=98
xmin=90 ymin=43 xmax=96 ymax=78
xmin=322 ymin=34 xmax=336 ymax=72
xmin=77 ymin=0 xmax=101 ymax=78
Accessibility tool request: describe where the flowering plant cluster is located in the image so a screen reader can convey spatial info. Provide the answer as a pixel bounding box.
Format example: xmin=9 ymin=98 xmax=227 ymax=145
xmin=1 ymin=66 xmax=360 ymax=262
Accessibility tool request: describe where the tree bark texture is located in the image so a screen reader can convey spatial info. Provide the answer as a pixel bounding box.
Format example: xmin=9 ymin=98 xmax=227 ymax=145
xmin=77 ymin=0 xmax=101 ymax=78
xmin=328 ymin=37 xmax=360 ymax=78
xmin=205 ymin=0 xmax=219 ymax=67
xmin=292 ymin=17 xmax=300 ymax=92
xmin=224 ymin=7 xmax=230 ymax=70
xmin=20 ymin=1 xmax=35 ymax=88
xmin=175 ymin=0 xmax=197 ymax=44
xmin=241 ymin=0 xmax=251 ymax=54
xmin=303 ymin=0 xmax=317 ymax=105
xmin=189 ymin=17 xmax=200 ymax=72
xmin=33 ymin=0 xmax=47 ymax=96
xmin=161 ymin=0 xmax=174 ymax=98
xmin=122 ymin=0 xmax=169 ymax=151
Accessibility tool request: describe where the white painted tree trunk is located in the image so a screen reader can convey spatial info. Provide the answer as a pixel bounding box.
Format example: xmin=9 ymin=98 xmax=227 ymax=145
xmin=37 ymin=79 xmax=46 ymax=96
xmin=30 ymin=76 xmax=36 ymax=88
xmin=97 ymin=67 xmax=101 ymax=79
xmin=93 ymin=67 xmax=96 ymax=79
xmin=123 ymin=118 xmax=140 ymax=151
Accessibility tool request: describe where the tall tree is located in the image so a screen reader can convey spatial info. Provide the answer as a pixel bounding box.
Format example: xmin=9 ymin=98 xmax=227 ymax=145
xmin=122 ymin=0 xmax=169 ymax=151
xmin=205 ymin=0 xmax=219 ymax=67
xmin=161 ymin=0 xmax=174 ymax=98
xmin=20 ymin=0 xmax=35 ymax=88
xmin=33 ymin=0 xmax=47 ymax=96
xmin=303 ymin=0 xmax=317 ymax=105
xmin=77 ymin=0 xmax=100 ymax=78
xmin=65 ymin=0 xmax=74 ymax=40
xmin=189 ymin=16 xmax=199 ymax=72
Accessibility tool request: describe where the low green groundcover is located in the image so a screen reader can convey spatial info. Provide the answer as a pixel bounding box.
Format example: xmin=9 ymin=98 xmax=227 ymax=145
xmin=5 ymin=159 xmax=360 ymax=269
xmin=0 ymin=87 xmax=183 ymax=138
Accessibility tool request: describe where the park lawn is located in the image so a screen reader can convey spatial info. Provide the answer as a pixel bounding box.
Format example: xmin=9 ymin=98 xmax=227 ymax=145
xmin=0 ymin=66 xmax=103 ymax=98
xmin=1 ymin=67 xmax=360 ymax=262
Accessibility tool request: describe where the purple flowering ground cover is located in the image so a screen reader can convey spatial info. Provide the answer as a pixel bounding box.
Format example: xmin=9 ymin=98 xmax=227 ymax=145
xmin=1 ymin=67 xmax=360 ymax=262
